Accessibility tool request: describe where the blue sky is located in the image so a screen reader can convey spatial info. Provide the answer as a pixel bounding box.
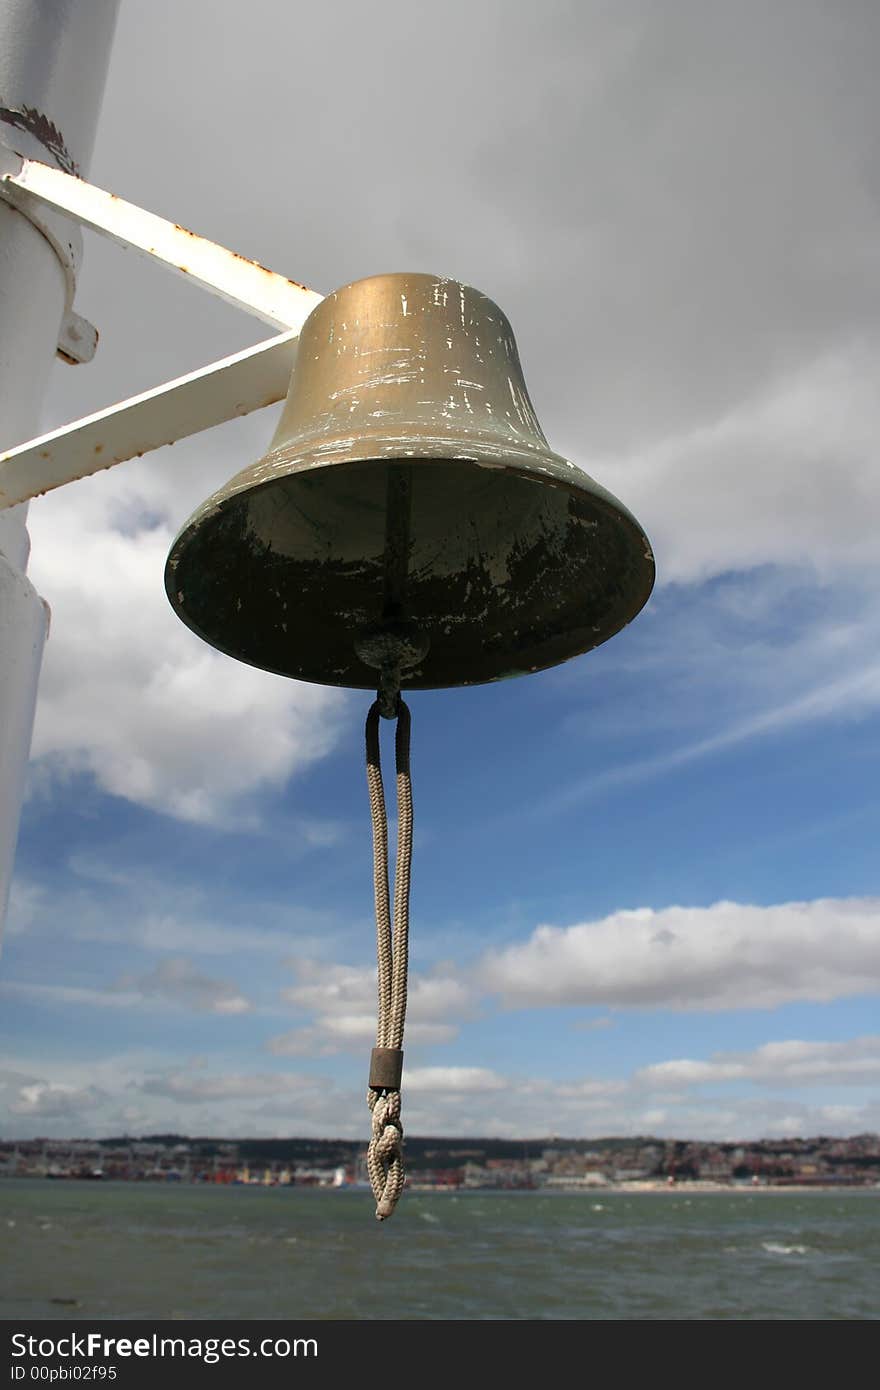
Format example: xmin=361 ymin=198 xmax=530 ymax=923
xmin=2 ymin=0 xmax=880 ymax=1142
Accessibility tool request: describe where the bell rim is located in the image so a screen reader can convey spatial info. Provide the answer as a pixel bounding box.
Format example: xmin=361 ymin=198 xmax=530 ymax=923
xmin=165 ymin=444 xmax=655 ymax=692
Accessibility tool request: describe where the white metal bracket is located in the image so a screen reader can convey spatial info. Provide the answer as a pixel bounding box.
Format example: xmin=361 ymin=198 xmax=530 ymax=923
xmin=0 ymin=152 xmax=323 ymax=510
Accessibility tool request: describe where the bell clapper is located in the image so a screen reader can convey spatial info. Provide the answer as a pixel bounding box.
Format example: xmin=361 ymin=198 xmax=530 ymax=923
xmin=355 ymin=623 xmax=430 ymax=717
xmin=381 ymin=464 xmax=413 ymax=627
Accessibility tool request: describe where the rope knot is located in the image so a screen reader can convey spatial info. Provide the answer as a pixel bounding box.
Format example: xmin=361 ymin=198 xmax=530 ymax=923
xmin=367 ymin=1087 xmax=404 ymax=1221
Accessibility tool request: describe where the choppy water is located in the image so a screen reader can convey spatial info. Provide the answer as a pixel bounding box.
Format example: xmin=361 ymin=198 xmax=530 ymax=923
xmin=2 ymin=1180 xmax=878 ymax=1320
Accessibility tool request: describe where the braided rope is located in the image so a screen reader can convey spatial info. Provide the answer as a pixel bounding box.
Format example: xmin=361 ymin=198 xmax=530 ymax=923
xmin=365 ymin=698 xmax=412 ymax=1221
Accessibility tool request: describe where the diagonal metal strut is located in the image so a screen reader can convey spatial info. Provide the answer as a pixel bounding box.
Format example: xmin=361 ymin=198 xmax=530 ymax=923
xmin=0 ymin=152 xmax=324 ymax=509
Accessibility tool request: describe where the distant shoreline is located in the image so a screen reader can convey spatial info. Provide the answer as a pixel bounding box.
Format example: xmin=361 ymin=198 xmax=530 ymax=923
xmin=4 ymin=1174 xmax=878 ymax=1195
xmin=528 ymin=1181 xmax=880 ymax=1194
xmin=402 ymin=1180 xmax=880 ymax=1195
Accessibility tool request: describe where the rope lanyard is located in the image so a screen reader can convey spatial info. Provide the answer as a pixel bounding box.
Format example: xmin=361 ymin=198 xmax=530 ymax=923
xmin=365 ymin=696 xmax=412 ymax=1220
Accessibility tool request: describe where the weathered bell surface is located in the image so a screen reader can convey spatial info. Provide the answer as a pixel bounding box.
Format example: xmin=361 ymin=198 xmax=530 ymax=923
xmin=165 ymin=273 xmax=654 ymax=688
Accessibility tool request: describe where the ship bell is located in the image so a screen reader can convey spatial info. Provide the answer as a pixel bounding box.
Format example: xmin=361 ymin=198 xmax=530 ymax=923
xmin=165 ymin=272 xmax=654 ymax=689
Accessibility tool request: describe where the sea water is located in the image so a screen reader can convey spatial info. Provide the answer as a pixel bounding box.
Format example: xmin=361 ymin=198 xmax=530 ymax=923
xmin=1 ymin=1180 xmax=878 ymax=1320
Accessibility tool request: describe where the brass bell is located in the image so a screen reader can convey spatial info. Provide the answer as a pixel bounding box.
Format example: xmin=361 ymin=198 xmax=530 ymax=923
xmin=165 ymin=273 xmax=654 ymax=688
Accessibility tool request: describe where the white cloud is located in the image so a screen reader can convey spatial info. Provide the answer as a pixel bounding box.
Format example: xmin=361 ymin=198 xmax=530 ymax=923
xmin=27 ymin=473 xmax=346 ymax=826
xmin=480 ymin=897 xmax=880 ymax=1010
xmin=6 ymin=1081 xmax=105 ymax=1120
xmin=404 ymin=1067 xmax=505 ymax=1094
xmin=532 ymin=564 xmax=880 ymax=828
xmin=548 ymin=655 xmax=880 ymax=812
xmin=395 ymin=1070 xmax=880 ymax=1143
xmin=616 ymin=345 xmax=880 ymax=587
xmin=267 ymin=1019 xmax=372 ymax=1056
xmin=2 ymin=958 xmax=253 ymax=1016
xmin=268 ymin=959 xmax=473 ymax=1055
xmin=555 ymin=1079 xmax=628 ymax=1099
xmin=279 ymin=959 xmax=472 ymax=1021
xmin=130 ymin=1060 xmax=362 ymax=1136
xmin=10 ymin=863 xmax=342 ymax=960
xmin=638 ymin=1036 xmax=880 ymax=1089
xmin=0 ymin=1056 xmax=360 ymax=1139
xmin=1 ymin=982 xmax=149 ymax=1011
xmin=139 ymin=1071 xmax=319 ymax=1102
xmin=5 ymin=880 xmax=46 ymax=939
xmin=278 ymin=961 xmax=378 ymax=1015
xmin=80 ymin=914 xmax=304 ymax=959
xmin=115 ymin=958 xmax=252 ymax=1014
xmin=268 ymin=1018 xmax=457 ymax=1056
xmin=5 ymin=1029 xmax=880 ymax=1141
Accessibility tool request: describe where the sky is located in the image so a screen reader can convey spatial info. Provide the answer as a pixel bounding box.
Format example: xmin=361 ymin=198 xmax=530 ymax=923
xmin=2 ymin=0 xmax=880 ymax=1144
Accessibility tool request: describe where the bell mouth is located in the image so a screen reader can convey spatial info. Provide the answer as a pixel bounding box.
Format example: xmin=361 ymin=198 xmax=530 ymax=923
xmin=165 ymin=448 xmax=654 ymax=691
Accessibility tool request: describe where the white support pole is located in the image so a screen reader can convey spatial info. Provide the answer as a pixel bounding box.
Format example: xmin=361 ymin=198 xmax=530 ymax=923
xmin=0 ymin=0 xmax=119 ymax=940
